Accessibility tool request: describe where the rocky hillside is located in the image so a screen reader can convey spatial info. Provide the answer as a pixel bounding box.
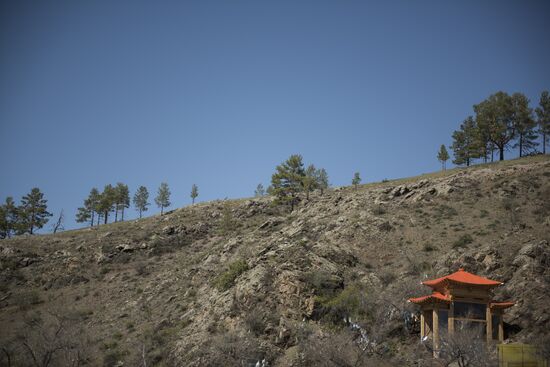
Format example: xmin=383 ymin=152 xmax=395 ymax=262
xmin=1 ymin=156 xmax=549 ymax=366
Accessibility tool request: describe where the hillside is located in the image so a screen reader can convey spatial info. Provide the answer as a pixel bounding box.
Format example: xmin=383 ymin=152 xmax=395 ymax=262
xmin=1 ymin=156 xmax=549 ymax=366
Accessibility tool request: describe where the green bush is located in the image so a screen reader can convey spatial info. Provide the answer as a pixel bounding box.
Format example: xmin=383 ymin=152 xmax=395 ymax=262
xmin=214 ymin=259 xmax=249 ymax=291
xmin=315 ymin=283 xmax=370 ymax=325
xmin=452 ymin=234 xmax=473 ymax=249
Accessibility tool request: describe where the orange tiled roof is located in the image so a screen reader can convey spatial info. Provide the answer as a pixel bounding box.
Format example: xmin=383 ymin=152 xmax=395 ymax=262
xmin=422 ymin=268 xmax=502 ymax=288
xmin=490 ymin=302 xmax=515 ymax=310
xmin=408 ymin=291 xmax=450 ymax=305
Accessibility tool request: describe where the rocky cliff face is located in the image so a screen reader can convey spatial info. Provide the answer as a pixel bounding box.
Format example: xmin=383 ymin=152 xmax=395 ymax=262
xmin=1 ymin=156 xmax=549 ymax=366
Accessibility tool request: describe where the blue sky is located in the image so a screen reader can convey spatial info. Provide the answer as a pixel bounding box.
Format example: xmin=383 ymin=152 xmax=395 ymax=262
xmin=1 ymin=0 xmax=549 ymax=231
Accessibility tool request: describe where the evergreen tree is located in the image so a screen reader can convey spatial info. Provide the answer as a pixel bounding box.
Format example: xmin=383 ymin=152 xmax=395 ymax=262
xmin=474 ymin=91 xmax=515 ymax=161
xmin=0 ymin=197 xmax=18 ymax=238
xmin=352 ymin=172 xmax=361 ymax=189
xmin=75 ymin=206 xmax=91 ymax=226
xmin=114 ymin=183 xmax=130 ymax=221
xmin=302 ymin=164 xmax=318 ymax=200
xmin=511 ymin=93 xmax=538 ymax=157
xmin=190 ymin=184 xmax=199 ymax=204
xmin=98 ymin=184 xmax=116 ymax=224
xmin=254 ymin=184 xmax=265 ymax=197
xmin=18 ymin=188 xmax=52 ymax=234
xmin=75 ymin=188 xmax=100 ymax=227
xmin=133 ymin=186 xmax=150 ymax=219
xmin=155 ymin=182 xmax=171 ymax=215
xmin=0 ymin=204 xmax=6 ymax=239
xmin=271 ymin=154 xmax=305 ymax=211
xmin=437 ymin=144 xmax=450 ymax=170
xmin=316 ymin=168 xmax=329 ymax=195
xmin=88 ymin=188 xmax=101 ymax=226
xmin=535 ymin=90 xmax=550 ymax=154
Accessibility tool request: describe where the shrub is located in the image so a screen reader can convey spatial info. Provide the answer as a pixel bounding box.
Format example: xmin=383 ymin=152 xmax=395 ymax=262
xmin=422 ymin=244 xmax=436 ymax=252
xmin=14 ymin=290 xmax=42 ymax=310
xmin=214 ymin=259 xmax=249 ymax=291
xmin=378 ymin=221 xmax=393 ymax=232
xmin=372 ymin=205 xmax=386 ymax=215
xmin=315 ymin=283 xmax=369 ymax=325
xmin=452 ymin=234 xmax=473 ymax=249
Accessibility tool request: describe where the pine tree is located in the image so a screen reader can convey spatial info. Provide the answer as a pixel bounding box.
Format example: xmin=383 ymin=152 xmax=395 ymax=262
xmin=133 ymin=186 xmax=150 ymax=219
xmin=76 ymin=188 xmax=100 ymax=227
xmin=474 ymin=91 xmax=515 ymax=161
xmin=98 ymin=184 xmax=116 ymax=224
xmin=88 ymin=188 xmax=101 ymax=226
xmin=316 ymin=168 xmax=329 ymax=195
xmin=511 ymin=93 xmax=538 ymax=157
xmin=437 ymin=144 xmax=450 ymax=170
xmin=114 ymin=183 xmax=130 ymax=221
xmin=352 ymin=172 xmax=361 ymax=189
xmin=271 ymin=154 xmax=305 ymax=211
xmin=18 ymin=188 xmax=52 ymax=235
xmin=302 ymin=164 xmax=318 ymax=200
xmin=190 ymin=184 xmax=199 ymax=204
xmin=75 ymin=206 xmax=91 ymax=226
xmin=0 ymin=197 xmax=18 ymax=238
xmin=155 ymin=182 xmax=171 ymax=215
xmin=254 ymin=184 xmax=265 ymax=197
xmin=535 ymin=90 xmax=550 ymax=154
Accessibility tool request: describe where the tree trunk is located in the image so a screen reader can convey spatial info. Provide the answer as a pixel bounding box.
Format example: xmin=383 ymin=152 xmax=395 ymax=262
xmin=161 ymin=206 xmax=164 ymax=215
xmin=114 ymin=207 xmax=118 ymax=222
xmin=466 ymin=158 xmax=470 ymax=167
xmin=30 ymin=208 xmax=35 ymax=235
xmin=121 ymin=207 xmax=124 ymax=221
xmin=519 ymin=135 xmax=523 ymax=158
xmin=91 ymin=211 xmax=94 ymax=227
xmin=139 ymin=209 xmax=142 ymax=219
xmin=499 ymin=146 xmax=504 ymax=161
xmin=543 ymin=133 xmax=547 ymax=154
xmin=104 ymin=211 xmax=108 ymax=224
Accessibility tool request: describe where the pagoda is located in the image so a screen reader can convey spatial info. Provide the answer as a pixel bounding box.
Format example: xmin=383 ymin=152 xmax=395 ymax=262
xmin=408 ymin=268 xmax=514 ymax=356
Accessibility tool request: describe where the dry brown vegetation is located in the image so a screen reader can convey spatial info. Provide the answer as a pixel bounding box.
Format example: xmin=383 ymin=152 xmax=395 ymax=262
xmin=1 ymin=155 xmax=549 ymax=366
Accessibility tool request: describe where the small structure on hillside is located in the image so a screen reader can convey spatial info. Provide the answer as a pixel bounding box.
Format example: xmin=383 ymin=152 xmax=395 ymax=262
xmin=408 ymin=268 xmax=514 ymax=357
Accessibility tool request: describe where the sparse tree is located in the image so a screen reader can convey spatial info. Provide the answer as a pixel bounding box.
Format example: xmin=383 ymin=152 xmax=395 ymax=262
xmin=437 ymin=144 xmax=450 ymax=170
xmin=97 ymin=184 xmax=116 ymax=224
xmin=133 ymin=186 xmax=150 ymax=219
xmin=155 ymin=182 xmax=171 ymax=215
xmin=271 ymin=154 xmax=306 ymax=211
xmin=18 ymin=188 xmax=52 ymax=235
xmin=352 ymin=172 xmax=361 ymax=189
xmin=535 ymin=90 xmax=550 ymax=154
xmin=452 ymin=117 xmax=480 ymax=167
xmin=75 ymin=188 xmax=100 ymax=227
xmin=114 ymin=183 xmax=130 ymax=221
xmin=511 ymin=92 xmax=538 ymax=157
xmin=254 ymin=184 xmax=265 ymax=197
xmin=51 ymin=210 xmax=64 ymax=234
xmin=75 ymin=206 xmax=91 ymax=226
xmin=302 ymin=164 xmax=318 ymax=200
xmin=474 ymin=91 xmax=515 ymax=161
xmin=0 ymin=197 xmax=18 ymax=239
xmin=190 ymin=184 xmax=199 ymax=204
xmin=316 ymin=168 xmax=329 ymax=195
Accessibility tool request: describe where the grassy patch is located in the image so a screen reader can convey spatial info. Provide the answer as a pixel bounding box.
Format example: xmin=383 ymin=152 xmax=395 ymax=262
xmin=452 ymin=234 xmax=473 ymax=249
xmin=213 ymin=259 xmax=249 ymax=291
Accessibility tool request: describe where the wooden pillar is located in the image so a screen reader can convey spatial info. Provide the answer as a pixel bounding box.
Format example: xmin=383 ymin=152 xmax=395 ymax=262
xmin=449 ymin=302 xmax=454 ymax=334
xmin=433 ymin=307 xmax=439 ymax=357
xmin=498 ymin=313 xmax=504 ymax=342
xmin=420 ymin=312 xmax=425 ymax=339
xmin=486 ymin=304 xmax=492 ymax=343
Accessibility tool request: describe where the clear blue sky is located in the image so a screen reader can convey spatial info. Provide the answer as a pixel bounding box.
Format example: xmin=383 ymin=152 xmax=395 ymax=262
xmin=1 ymin=0 xmax=549 ymax=231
